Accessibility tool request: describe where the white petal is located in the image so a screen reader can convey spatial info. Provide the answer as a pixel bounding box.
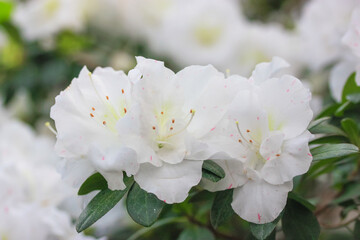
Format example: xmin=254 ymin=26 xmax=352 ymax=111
xmin=251 ymin=56 xmax=290 ymax=84
xmin=177 ymin=65 xmax=243 ymax=138
xmin=135 ymin=57 xmax=175 ymax=87
xmin=258 ymin=75 xmax=313 ymax=139
xmin=58 ymin=158 xmax=95 ymax=188
xmin=259 ymin=132 xmax=284 ymax=162
xmin=231 ymin=179 xmax=293 ymax=224
xmin=88 ymin=146 xmax=139 ymax=190
xmin=134 ymin=160 xmax=203 ymax=203
xmin=201 ymin=159 xmax=247 ymax=192
xmin=329 ymin=61 xmax=356 ymax=102
xmin=261 ymin=131 xmax=313 ymax=185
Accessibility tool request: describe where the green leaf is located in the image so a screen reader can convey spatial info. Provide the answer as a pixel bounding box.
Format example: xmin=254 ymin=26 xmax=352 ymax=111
xmin=346 ymin=93 xmax=360 ymax=104
xmin=249 ymin=213 xmax=282 ymax=240
xmin=316 ymin=104 xmax=340 ymax=119
xmin=177 ymin=226 xmax=215 ymax=240
xmin=332 ymin=182 xmax=360 ymax=204
xmin=210 ymin=189 xmax=234 ymax=228
xmin=341 ymin=118 xmax=360 ymax=146
xmin=309 ymin=135 xmax=348 ymax=145
xmin=309 ymin=122 xmax=346 ymax=136
xmin=76 ymin=176 xmax=134 ymax=232
xmin=335 ymin=100 xmax=352 ymax=117
xmin=308 ymin=117 xmax=331 ymax=132
xmin=311 ymin=143 xmax=359 ymax=162
xmin=354 ymin=220 xmax=360 ymax=240
xmin=126 ymin=182 xmax=165 ymax=227
xmin=0 ymin=1 xmax=13 ymax=23
xmin=288 ymin=192 xmax=315 ymax=212
xmin=202 ymin=160 xmax=225 ymax=182
xmin=342 ymin=72 xmax=360 ymax=103
xmin=78 ymin=172 xmax=108 ymax=195
xmin=282 ymin=198 xmax=320 ymax=240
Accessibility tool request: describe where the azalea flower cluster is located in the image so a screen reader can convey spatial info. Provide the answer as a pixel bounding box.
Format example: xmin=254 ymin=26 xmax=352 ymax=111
xmin=51 ymin=56 xmax=313 ymax=224
xmin=0 ymin=105 xmax=105 ymax=240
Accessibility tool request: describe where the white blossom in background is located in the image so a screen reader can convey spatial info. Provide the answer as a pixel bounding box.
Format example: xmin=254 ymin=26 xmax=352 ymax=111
xmin=330 ymin=6 xmax=360 ymax=102
xmin=225 ymin=23 xmax=302 ymax=77
xmin=118 ymin=57 xmax=242 ymax=203
xmin=12 ymin=0 xmax=88 ymax=41
xmin=202 ymin=57 xmax=313 ymax=224
xmin=0 ymin=106 xmax=102 ymax=240
xmin=296 ymin=0 xmax=359 ymax=71
xmin=119 ymin=0 xmax=180 ymax=42
xmin=51 ymin=67 xmax=139 ymax=190
xmin=150 ymin=0 xmax=243 ymax=68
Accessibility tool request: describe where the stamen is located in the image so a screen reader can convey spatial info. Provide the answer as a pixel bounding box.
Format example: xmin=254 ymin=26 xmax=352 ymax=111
xmin=106 ymin=96 xmax=109 ymax=100
xmin=165 ymin=109 xmax=195 ymax=138
xmin=90 ymin=113 xmax=94 ymax=117
xmin=103 ymin=121 xmax=106 ymax=125
xmin=152 ymin=126 xmax=156 ymax=130
xmin=124 ymin=108 xmax=127 ymax=114
xmin=161 ymin=111 xmax=164 ymax=115
xmin=235 ymin=121 xmax=257 ymax=148
xmin=45 ymin=122 xmax=57 ymax=135
xmin=276 ymin=154 xmax=280 ymax=157
xmin=92 ymin=107 xmax=95 ymax=111
xmin=170 ymin=127 xmax=173 ymax=130
xmin=122 ymin=89 xmax=124 ymax=94
xmin=172 ymin=119 xmax=175 ymax=124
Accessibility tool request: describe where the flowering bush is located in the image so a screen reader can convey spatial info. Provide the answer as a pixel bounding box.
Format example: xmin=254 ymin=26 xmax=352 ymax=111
xmin=1 ymin=0 xmax=360 ymax=239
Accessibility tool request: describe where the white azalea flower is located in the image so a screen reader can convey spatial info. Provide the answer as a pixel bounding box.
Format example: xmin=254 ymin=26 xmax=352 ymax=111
xmin=296 ymin=0 xmax=358 ymax=70
xmin=330 ymin=7 xmax=360 ymax=102
xmin=225 ymin=23 xmax=302 ymax=77
xmin=119 ymin=0 xmax=180 ymax=41
xmin=12 ymin=0 xmax=87 ymax=41
xmin=150 ymin=0 xmax=243 ymax=68
xmin=202 ymin=57 xmax=313 ymax=223
xmin=342 ymin=7 xmax=360 ymax=59
xmin=51 ymin=66 xmax=139 ymax=190
xmin=120 ymin=57 xmax=241 ymax=203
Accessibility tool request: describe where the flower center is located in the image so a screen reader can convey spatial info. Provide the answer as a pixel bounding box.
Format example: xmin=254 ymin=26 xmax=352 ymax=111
xmin=87 ymin=73 xmax=128 ymax=132
xmin=235 ymin=121 xmax=266 ymax=171
xmin=194 ymin=23 xmax=223 ymax=46
xmin=152 ymin=109 xmax=195 ymax=149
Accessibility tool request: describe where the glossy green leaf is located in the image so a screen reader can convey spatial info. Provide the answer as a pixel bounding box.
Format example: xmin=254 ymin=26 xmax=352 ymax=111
xmin=210 ymin=189 xmax=234 ymax=228
xmin=311 ymin=143 xmax=359 ymax=162
xmin=76 ymin=176 xmax=134 ymax=232
xmin=202 ymin=160 xmax=225 ymax=182
xmin=309 ymin=135 xmax=347 ymax=145
xmin=316 ymin=104 xmax=340 ymax=119
xmin=288 ymin=192 xmax=315 ymax=211
xmin=282 ymin=198 xmax=320 ymax=240
xmin=177 ymin=226 xmax=215 ymax=240
xmin=335 ymin=100 xmax=352 ymax=117
xmin=309 ymin=122 xmax=346 ymax=136
xmin=308 ymin=117 xmax=330 ymax=132
xmin=78 ymin=172 xmax=108 ymax=195
xmin=342 ymin=72 xmax=360 ymax=103
xmin=126 ymin=183 xmax=165 ymax=227
xmin=346 ymin=93 xmax=360 ymax=103
xmin=249 ymin=212 xmax=282 ymax=240
xmin=341 ymin=118 xmax=360 ymax=146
